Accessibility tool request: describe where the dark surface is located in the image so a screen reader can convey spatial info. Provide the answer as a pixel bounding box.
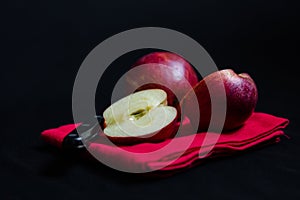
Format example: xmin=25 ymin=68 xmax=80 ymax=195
xmin=1 ymin=0 xmax=300 ymax=199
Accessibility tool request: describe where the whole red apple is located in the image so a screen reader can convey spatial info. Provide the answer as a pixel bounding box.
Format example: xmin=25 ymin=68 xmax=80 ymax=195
xmin=126 ymin=51 xmax=199 ymax=106
xmin=181 ymin=69 xmax=258 ymax=132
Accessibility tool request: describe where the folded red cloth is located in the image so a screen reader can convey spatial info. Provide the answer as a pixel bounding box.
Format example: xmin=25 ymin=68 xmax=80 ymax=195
xmin=41 ymin=112 xmax=289 ymax=174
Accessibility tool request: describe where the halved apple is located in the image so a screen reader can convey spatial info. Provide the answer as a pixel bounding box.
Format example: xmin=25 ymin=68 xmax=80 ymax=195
xmin=103 ymin=89 xmax=178 ymax=144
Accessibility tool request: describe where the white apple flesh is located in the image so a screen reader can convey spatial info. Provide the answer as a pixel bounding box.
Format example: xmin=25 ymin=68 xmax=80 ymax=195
xmin=103 ymin=89 xmax=178 ymax=144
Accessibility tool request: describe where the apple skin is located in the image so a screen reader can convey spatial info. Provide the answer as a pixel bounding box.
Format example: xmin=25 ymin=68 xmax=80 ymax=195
xmin=181 ymin=69 xmax=258 ymax=132
xmin=128 ymin=51 xmax=199 ymax=106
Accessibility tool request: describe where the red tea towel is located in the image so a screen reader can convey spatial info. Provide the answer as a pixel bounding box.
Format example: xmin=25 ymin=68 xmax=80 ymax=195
xmin=41 ymin=112 xmax=289 ymax=173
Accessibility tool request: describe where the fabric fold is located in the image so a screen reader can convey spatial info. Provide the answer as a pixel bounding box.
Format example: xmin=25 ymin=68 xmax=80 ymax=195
xmin=41 ymin=112 xmax=289 ymax=174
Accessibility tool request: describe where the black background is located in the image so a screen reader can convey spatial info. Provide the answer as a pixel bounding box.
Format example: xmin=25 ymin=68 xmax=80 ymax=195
xmin=1 ymin=0 xmax=300 ymax=199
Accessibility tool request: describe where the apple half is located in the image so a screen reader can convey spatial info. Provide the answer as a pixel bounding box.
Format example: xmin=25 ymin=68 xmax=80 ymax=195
xmin=103 ymin=89 xmax=178 ymax=144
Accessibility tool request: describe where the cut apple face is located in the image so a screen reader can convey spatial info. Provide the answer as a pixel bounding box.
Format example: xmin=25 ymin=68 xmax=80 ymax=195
xmin=103 ymin=89 xmax=178 ymax=142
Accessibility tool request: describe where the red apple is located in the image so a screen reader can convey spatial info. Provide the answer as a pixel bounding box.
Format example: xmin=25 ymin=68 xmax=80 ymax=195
xmin=126 ymin=51 xmax=199 ymax=107
xmin=181 ymin=69 xmax=258 ymax=132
